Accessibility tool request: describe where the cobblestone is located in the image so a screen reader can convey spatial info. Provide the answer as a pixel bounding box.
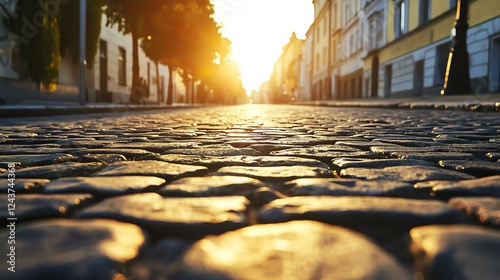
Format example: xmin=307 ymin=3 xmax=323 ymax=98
xmin=0 ymin=105 xmax=499 ymax=278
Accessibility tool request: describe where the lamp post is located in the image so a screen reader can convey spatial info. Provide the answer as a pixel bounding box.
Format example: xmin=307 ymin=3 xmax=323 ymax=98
xmin=79 ymin=0 xmax=87 ymax=105
xmin=441 ymin=0 xmax=471 ymax=95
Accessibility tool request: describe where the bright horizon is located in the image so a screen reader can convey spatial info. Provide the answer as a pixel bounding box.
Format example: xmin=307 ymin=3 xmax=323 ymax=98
xmin=213 ymin=0 xmax=314 ymax=94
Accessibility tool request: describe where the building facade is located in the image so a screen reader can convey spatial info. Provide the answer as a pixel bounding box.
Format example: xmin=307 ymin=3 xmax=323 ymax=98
xmin=295 ymin=0 xmax=500 ymax=101
xmin=0 ymin=1 xmax=179 ymax=104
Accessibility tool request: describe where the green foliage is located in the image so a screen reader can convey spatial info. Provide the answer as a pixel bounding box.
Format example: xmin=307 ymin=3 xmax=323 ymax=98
xmin=59 ymin=0 xmax=105 ymax=68
xmin=9 ymin=0 xmax=61 ymax=91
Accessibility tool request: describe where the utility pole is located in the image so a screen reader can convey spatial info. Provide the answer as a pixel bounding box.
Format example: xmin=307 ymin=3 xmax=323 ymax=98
xmin=79 ymin=0 xmax=87 ymax=105
xmin=441 ymin=0 xmax=471 ymax=95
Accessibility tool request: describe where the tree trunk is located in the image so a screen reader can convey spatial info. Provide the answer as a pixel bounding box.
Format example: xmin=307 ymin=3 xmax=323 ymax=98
xmin=130 ymin=27 xmax=140 ymax=103
xmin=167 ymin=67 xmax=173 ymax=105
xmin=155 ymin=60 xmax=161 ymax=104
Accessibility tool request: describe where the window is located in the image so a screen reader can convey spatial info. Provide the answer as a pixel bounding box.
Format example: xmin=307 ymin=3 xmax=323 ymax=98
xmin=394 ymin=0 xmax=408 ymax=38
xmin=316 ymin=53 xmax=320 ymax=70
xmin=317 ymin=27 xmax=320 ymax=42
xmin=419 ymin=0 xmax=430 ymax=25
xmin=118 ymin=47 xmax=126 ymax=86
xmin=333 ymin=4 xmax=337 ymax=29
xmin=323 ymin=47 xmax=327 ymax=66
xmin=450 ymin=0 xmax=457 ymax=8
xmin=323 ymin=18 xmax=327 ymax=35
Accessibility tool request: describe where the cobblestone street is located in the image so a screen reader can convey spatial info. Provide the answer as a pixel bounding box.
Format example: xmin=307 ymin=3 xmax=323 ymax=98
xmin=1 ymin=104 xmax=500 ymax=279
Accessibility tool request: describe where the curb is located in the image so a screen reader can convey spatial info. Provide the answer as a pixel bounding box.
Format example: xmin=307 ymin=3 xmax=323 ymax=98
xmin=0 ymin=105 xmax=205 ymax=119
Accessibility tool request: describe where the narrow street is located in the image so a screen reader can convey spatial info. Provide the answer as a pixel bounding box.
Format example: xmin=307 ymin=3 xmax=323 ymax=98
xmin=1 ymin=104 xmax=500 ymax=279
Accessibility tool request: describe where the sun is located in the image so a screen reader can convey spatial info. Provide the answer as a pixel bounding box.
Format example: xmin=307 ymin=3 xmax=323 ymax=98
xmin=213 ymin=0 xmax=314 ymax=95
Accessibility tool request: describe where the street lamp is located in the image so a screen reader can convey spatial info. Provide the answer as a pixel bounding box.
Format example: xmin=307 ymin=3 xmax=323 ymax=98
xmin=441 ymin=0 xmax=472 ymax=95
xmin=79 ymin=0 xmax=87 ymax=105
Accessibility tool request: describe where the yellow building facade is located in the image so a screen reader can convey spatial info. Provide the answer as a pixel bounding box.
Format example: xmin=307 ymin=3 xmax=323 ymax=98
xmin=295 ymin=0 xmax=500 ymax=101
xmin=366 ymin=0 xmax=500 ymax=97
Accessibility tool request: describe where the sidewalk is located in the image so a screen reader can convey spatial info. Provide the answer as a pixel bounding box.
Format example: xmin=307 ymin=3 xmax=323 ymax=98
xmin=293 ymin=93 xmax=500 ymax=112
xmin=0 ymin=101 xmax=203 ymax=118
xmin=1 ymin=93 xmax=499 ymax=118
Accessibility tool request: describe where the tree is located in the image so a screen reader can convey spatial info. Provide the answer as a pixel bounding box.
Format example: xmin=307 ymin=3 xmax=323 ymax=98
xmin=140 ymin=0 xmax=244 ymax=105
xmin=104 ymin=0 xmax=161 ymax=103
xmin=8 ymin=0 xmax=61 ymax=91
xmin=59 ymin=0 xmax=105 ymax=68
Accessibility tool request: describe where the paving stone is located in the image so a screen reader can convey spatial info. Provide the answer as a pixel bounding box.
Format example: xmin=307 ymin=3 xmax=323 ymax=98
xmin=486 ymin=152 xmax=500 ymax=161
xmin=173 ymin=221 xmax=410 ymax=280
xmin=128 ymin=239 xmax=193 ymax=280
xmin=95 ymin=160 xmax=208 ymax=180
xmin=0 ymin=154 xmax=76 ymax=167
xmin=247 ymin=144 xmax=301 ymax=154
xmin=270 ymin=149 xmax=379 ymax=162
xmin=105 ymin=142 xmax=202 ymax=153
xmin=0 ymin=193 xmax=92 ymax=222
xmin=340 ymin=166 xmax=475 ymax=183
xmin=1 ymin=162 xmax=104 ymax=179
xmin=79 ymin=153 xmax=127 ymax=164
xmin=0 ymin=178 xmax=49 ymax=193
xmin=410 ymin=225 xmax=500 ymax=280
xmin=246 ymin=187 xmax=286 ymax=208
xmin=258 ymin=196 xmax=466 ymax=238
xmin=44 ymin=176 xmax=166 ymax=197
xmin=277 ymin=136 xmax=337 ymax=145
xmin=216 ymin=165 xmax=333 ymax=182
xmin=333 ymin=140 xmax=395 ymax=150
xmin=162 ymin=145 xmax=261 ymax=156
xmin=448 ymin=197 xmax=500 ymax=227
xmin=58 ymin=140 xmax=119 ymax=148
xmin=438 ymin=160 xmax=500 ymax=177
xmin=73 ymin=148 xmax=156 ymax=160
xmin=0 ymin=146 xmax=83 ymax=155
xmin=332 ymin=158 xmax=434 ymax=172
xmin=370 ymin=146 xmax=446 ymax=157
xmin=158 ymin=155 xmax=329 ymax=170
xmin=158 ymin=176 xmax=265 ymax=197
xmin=428 ymin=176 xmax=500 ymax=198
xmin=391 ymin=152 xmax=477 ymax=162
xmin=75 ymin=193 xmax=249 ymax=239
xmin=286 ymin=178 xmax=422 ymax=198
xmin=0 ymin=219 xmax=145 ymax=280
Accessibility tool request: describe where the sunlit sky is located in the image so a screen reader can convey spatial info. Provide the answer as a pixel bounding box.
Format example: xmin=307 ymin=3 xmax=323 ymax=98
xmin=213 ymin=0 xmax=314 ymax=94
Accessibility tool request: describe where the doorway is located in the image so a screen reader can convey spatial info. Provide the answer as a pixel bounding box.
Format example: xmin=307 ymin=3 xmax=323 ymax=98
xmin=490 ymin=35 xmax=500 ymax=92
xmin=384 ymin=64 xmax=392 ymax=97
xmin=99 ymin=40 xmax=111 ymax=102
xmin=371 ymin=56 xmax=379 ymax=97
xmin=413 ymin=60 xmax=424 ymax=95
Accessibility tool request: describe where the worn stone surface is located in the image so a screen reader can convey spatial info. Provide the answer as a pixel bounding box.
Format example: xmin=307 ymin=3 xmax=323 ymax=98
xmin=173 ymin=221 xmax=410 ymax=280
xmin=75 ymin=193 xmax=249 ymax=239
xmin=162 ymin=145 xmax=260 ymax=156
xmin=1 ymin=104 xmax=499 ymax=279
xmin=0 ymin=219 xmax=145 ymax=280
xmin=0 ymin=194 xmax=92 ymax=221
xmin=448 ymin=197 xmax=500 ymax=227
xmin=438 ymin=160 xmax=500 ymax=177
xmin=331 ymin=158 xmax=434 ymax=171
xmin=0 ymin=162 xmax=104 ymax=179
xmin=0 ymin=178 xmax=49 ymax=193
xmin=73 ymin=148 xmax=156 ymax=160
xmin=0 ymin=154 xmax=76 ymax=166
xmin=259 ymin=196 xmax=465 ymax=238
xmin=216 ymin=165 xmax=333 ymax=182
xmin=286 ymin=178 xmax=421 ymax=198
xmin=159 ymin=155 xmax=329 ymax=170
xmin=340 ymin=166 xmax=475 ymax=183
xmin=44 ymin=176 xmax=166 ymax=196
xmin=95 ymin=160 xmax=208 ymax=180
xmin=410 ymin=225 xmax=500 ymax=280
xmin=428 ymin=176 xmax=500 ymax=198
xmin=158 ymin=176 xmax=265 ymax=197
xmin=105 ymin=142 xmax=202 ymax=153
xmin=79 ymin=153 xmax=127 ymax=164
